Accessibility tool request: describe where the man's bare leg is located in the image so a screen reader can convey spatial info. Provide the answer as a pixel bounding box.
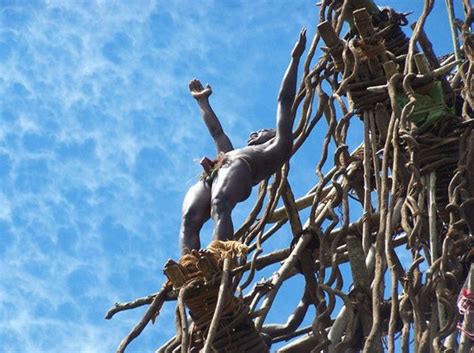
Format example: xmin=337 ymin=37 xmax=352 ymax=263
xmin=210 ymin=159 xmax=253 ymax=241
xmin=179 ymin=181 xmax=211 ymax=254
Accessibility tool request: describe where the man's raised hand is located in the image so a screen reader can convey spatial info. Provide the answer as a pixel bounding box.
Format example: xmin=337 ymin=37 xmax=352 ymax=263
xmin=189 ymin=79 xmax=212 ymax=101
xmin=291 ymin=28 xmax=307 ymax=59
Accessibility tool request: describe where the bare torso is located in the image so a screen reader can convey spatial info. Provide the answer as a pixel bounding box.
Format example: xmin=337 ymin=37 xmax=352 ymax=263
xmin=223 ymin=139 xmax=291 ymax=184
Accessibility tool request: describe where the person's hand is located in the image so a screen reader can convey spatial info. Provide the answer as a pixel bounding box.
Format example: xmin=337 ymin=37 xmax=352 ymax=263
xmin=291 ymin=28 xmax=307 ymax=59
xmin=189 ymin=79 xmax=212 ymax=101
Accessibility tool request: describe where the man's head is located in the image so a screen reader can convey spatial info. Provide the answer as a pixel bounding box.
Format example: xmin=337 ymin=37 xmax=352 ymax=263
xmin=247 ymin=128 xmax=276 ymax=146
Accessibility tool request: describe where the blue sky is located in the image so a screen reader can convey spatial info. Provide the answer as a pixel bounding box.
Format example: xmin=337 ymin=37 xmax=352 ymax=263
xmin=0 ymin=1 xmax=463 ymax=352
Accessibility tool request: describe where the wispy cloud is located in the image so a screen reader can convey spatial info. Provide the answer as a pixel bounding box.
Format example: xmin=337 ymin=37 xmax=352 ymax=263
xmin=1 ymin=0 xmax=464 ymax=351
xmin=0 ymin=0 xmax=328 ymax=351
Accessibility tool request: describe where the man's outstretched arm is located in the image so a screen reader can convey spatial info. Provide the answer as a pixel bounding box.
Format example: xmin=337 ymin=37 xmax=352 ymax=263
xmin=189 ymin=79 xmax=234 ymax=154
xmin=274 ymin=29 xmax=307 ymax=152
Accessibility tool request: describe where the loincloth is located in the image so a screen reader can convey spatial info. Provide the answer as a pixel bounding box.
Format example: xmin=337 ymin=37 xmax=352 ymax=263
xmin=199 ymin=152 xmax=228 ymax=185
xmin=199 ymin=153 xmax=253 ymax=186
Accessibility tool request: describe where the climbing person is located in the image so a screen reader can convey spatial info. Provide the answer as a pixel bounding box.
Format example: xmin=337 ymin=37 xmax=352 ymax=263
xmin=179 ymin=29 xmax=307 ymax=255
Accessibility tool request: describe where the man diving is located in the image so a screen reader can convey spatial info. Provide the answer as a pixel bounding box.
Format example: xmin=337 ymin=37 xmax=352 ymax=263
xmin=179 ymin=29 xmax=307 ymax=254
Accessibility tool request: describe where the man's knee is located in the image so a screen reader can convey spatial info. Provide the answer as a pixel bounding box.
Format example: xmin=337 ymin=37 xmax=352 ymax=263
xmin=182 ymin=206 xmax=207 ymax=228
xmin=210 ymin=196 xmax=231 ymax=217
